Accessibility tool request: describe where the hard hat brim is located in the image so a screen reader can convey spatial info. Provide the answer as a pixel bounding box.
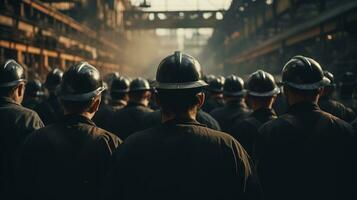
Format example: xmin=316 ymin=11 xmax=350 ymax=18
xmin=60 ymin=86 xmax=106 ymax=101
xmin=0 ymin=79 xmax=27 ymax=87
xmin=224 ymin=90 xmax=247 ymax=97
xmin=154 ymin=80 xmax=208 ymax=90
xmin=282 ymin=77 xmax=330 ymax=90
xmin=247 ymin=87 xmax=281 ymax=97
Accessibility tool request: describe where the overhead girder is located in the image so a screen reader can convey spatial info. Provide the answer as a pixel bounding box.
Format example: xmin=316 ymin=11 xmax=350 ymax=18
xmin=123 ymin=10 xmax=225 ymax=29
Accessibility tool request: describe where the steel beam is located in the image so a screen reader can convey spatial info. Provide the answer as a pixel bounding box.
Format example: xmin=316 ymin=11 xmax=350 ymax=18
xmin=226 ymin=1 xmax=357 ymax=65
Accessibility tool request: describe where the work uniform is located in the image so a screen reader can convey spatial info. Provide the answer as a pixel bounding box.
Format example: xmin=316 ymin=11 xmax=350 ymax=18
xmin=352 ymin=118 xmax=357 ymax=134
xmin=109 ymin=118 xmax=262 ymax=200
xmin=319 ymin=96 xmax=356 ymax=122
xmin=0 ymin=97 xmax=44 ymax=198
xmin=22 ymin=98 xmax=42 ymax=109
xmin=201 ymin=97 xmax=224 ymax=113
xmin=210 ymin=100 xmax=251 ymax=132
xmin=110 ymin=101 xmax=154 ymax=139
xmin=16 ymin=114 xmax=121 ymax=200
xmin=232 ymin=107 xmax=276 ymax=158
xmin=34 ymin=94 xmax=64 ymax=125
xmin=144 ymin=110 xmax=221 ymax=131
xmin=92 ymin=101 xmax=115 ymax=130
xmin=108 ymin=99 xmax=127 ymax=112
xmin=257 ymin=102 xmax=355 ymax=200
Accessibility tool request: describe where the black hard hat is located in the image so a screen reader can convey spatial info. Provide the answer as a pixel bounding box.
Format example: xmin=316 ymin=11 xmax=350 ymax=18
xmin=323 ymin=71 xmax=336 ymax=88
xmin=59 ymin=62 xmax=106 ymax=101
xmin=154 ymin=51 xmax=208 ymax=90
xmin=25 ymin=79 xmax=44 ymax=97
xmin=340 ymin=72 xmax=356 ymax=86
xmin=45 ymin=68 xmax=63 ymax=90
xmin=203 ymin=74 xmax=216 ymax=84
xmin=246 ymin=70 xmax=280 ymax=97
xmin=208 ymin=78 xmax=224 ymax=93
xmin=0 ymin=59 xmax=26 ymax=87
xmin=130 ymin=77 xmax=150 ymax=91
xmin=111 ymin=76 xmax=130 ymax=93
xmin=223 ymin=75 xmax=246 ymax=97
xmin=281 ymin=55 xmax=330 ymax=90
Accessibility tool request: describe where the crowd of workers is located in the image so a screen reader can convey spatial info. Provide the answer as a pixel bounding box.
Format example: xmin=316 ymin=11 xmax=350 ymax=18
xmin=0 ymin=52 xmax=357 ymax=200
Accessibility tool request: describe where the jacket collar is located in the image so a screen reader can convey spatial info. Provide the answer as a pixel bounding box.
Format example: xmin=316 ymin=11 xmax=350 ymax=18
xmin=163 ymin=117 xmax=203 ymax=127
xmin=252 ymin=107 xmax=276 ymax=118
xmin=61 ymin=114 xmax=96 ymax=126
xmin=127 ymin=101 xmax=147 ymax=108
xmin=288 ymin=101 xmax=320 ymax=114
xmin=0 ymin=97 xmax=19 ymax=106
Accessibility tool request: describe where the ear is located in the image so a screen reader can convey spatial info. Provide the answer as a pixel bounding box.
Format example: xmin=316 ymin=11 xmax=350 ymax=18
xmin=17 ymin=83 xmax=25 ymax=97
xmin=197 ymin=92 xmax=205 ymax=108
xmin=89 ymin=96 xmax=101 ymax=114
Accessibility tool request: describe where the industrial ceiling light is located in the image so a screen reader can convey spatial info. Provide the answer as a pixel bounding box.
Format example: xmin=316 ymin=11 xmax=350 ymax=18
xmin=266 ymin=0 xmax=274 ymax=5
xmin=139 ymin=0 xmax=151 ymax=8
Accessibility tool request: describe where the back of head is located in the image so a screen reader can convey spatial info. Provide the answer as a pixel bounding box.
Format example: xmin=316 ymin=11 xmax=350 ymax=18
xmin=59 ymin=62 xmax=105 ymax=114
xmin=129 ymin=77 xmax=151 ymax=102
xmin=25 ymin=79 xmax=44 ymax=98
xmin=223 ymin=75 xmax=246 ymax=99
xmin=154 ymin=51 xmax=207 ymax=114
xmin=207 ymin=78 xmax=224 ymax=94
xmin=322 ymin=70 xmax=336 ymax=96
xmin=246 ymin=70 xmax=280 ymax=98
xmin=111 ymin=76 xmax=130 ymax=100
xmin=282 ymin=55 xmax=330 ymax=99
xmin=0 ymin=59 xmax=27 ymax=98
xmin=45 ymin=68 xmax=63 ymax=92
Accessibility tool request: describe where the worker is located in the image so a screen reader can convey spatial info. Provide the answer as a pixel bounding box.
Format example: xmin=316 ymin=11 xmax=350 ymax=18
xmin=201 ymin=77 xmax=225 ymax=112
xmin=108 ymin=51 xmax=262 ymax=200
xmin=34 ymin=68 xmax=64 ymax=125
xmin=16 ymin=62 xmax=122 ymax=200
xmin=109 ymin=76 xmax=130 ymax=111
xmin=210 ymin=75 xmax=251 ymax=132
xmin=257 ymin=56 xmax=355 ymax=200
xmin=319 ymin=70 xmax=355 ymax=122
xmin=110 ymin=77 xmax=154 ymax=139
xmin=23 ymin=79 xmax=45 ymax=109
xmin=231 ymin=70 xmax=279 ymax=158
xmin=0 ymin=59 xmax=44 ymax=198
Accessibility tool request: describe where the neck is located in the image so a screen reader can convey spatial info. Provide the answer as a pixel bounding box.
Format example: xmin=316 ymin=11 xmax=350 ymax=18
xmin=130 ymin=99 xmax=148 ymax=107
xmin=64 ymin=111 xmax=94 ymax=119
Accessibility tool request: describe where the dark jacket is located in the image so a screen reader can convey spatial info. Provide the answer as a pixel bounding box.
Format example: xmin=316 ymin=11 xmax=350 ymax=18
xmin=232 ymin=108 xmax=276 ymax=158
xmin=144 ymin=110 xmax=221 ymax=131
xmin=22 ymin=98 xmax=42 ymax=110
xmin=108 ymin=99 xmax=127 ymax=112
xmin=92 ymin=101 xmax=115 ymax=130
xmin=210 ymin=100 xmax=251 ymax=133
xmin=319 ymin=96 xmax=356 ymax=122
xmin=34 ymin=95 xmax=64 ymax=125
xmin=352 ymin=118 xmax=357 ymax=134
xmin=16 ymin=114 xmax=121 ymax=200
xmin=0 ymin=97 xmax=44 ymax=198
xmin=257 ymin=102 xmax=356 ymax=200
xmin=201 ymin=96 xmax=225 ymax=113
xmin=110 ymin=102 xmax=154 ymax=139
xmin=109 ymin=118 xmax=262 ymax=200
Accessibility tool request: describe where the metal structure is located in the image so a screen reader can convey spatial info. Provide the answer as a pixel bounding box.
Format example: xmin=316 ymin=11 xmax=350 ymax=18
xmin=0 ymin=0 xmax=125 ymax=79
xmin=124 ymin=10 xmax=225 ymax=29
xmin=201 ymin=0 xmax=357 ymax=76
